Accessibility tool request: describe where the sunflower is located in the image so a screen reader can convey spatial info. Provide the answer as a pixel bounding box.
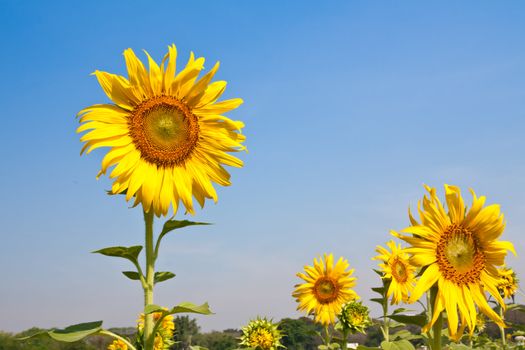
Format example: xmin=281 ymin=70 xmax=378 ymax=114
xmin=239 ymin=317 xmax=284 ymax=350
xmin=293 ymin=253 xmax=359 ymax=325
xmin=77 ymin=44 xmax=246 ymax=216
xmin=373 ymin=240 xmax=416 ymax=304
xmin=393 ymin=185 xmax=516 ymax=339
xmin=497 ymin=267 xmax=519 ymax=299
xmin=107 ymin=339 xmax=128 ymax=350
xmin=337 ymin=301 xmax=372 ymax=334
xmin=137 ymin=309 xmax=175 ymax=350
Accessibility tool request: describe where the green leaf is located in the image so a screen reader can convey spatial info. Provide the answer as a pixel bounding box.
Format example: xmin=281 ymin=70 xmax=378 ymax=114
xmin=19 ymin=321 xmax=103 ymax=343
xmin=387 ymin=313 xmax=427 ymax=327
xmin=154 ymin=271 xmax=176 ymax=284
xmin=169 ymin=302 xmax=213 ymax=315
xmin=380 ymin=339 xmax=415 ymax=350
xmin=318 ymin=345 xmax=329 ymax=350
xmin=392 ymin=308 xmax=413 ymax=315
xmin=189 ymin=346 xmax=209 ymax=350
xmin=373 ymin=269 xmax=384 ymax=277
xmin=144 ymin=304 xmax=164 ymax=314
xmin=92 ymin=246 xmax=143 ymax=263
xmin=370 ymin=298 xmax=385 ymax=305
xmin=122 ymin=271 xmax=141 ymax=280
xmin=372 ymin=287 xmax=385 ymax=294
xmin=357 ymin=346 xmax=380 ymax=350
xmin=159 ymin=220 xmax=210 ymax=239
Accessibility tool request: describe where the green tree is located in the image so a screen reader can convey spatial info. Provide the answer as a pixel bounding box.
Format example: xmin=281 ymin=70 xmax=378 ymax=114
xmin=193 ymin=330 xmax=239 ymax=350
xmin=279 ymin=317 xmax=322 ymax=350
xmin=172 ymin=316 xmax=200 ymax=350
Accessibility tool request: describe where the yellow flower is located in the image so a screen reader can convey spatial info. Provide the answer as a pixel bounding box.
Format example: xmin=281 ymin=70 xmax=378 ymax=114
xmin=393 ymin=185 xmax=516 ymax=339
xmin=497 ymin=267 xmax=519 ymax=299
xmin=137 ymin=310 xmax=175 ymax=350
xmin=78 ymin=44 xmax=246 ymax=217
xmin=107 ymin=339 xmax=128 ymax=350
xmin=374 ymin=240 xmax=416 ymax=304
xmin=293 ymin=253 xmax=359 ymax=325
xmin=240 ymin=317 xmax=283 ymax=350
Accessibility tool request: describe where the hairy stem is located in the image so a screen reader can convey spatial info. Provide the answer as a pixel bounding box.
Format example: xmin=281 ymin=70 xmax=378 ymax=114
xmin=143 ymin=209 xmax=155 ymax=350
xmin=499 ymin=304 xmax=506 ymax=349
xmin=429 ymin=287 xmax=442 ymax=350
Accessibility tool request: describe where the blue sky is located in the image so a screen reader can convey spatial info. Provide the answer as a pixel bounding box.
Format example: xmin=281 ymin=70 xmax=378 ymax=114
xmin=0 ymin=0 xmax=524 ymax=333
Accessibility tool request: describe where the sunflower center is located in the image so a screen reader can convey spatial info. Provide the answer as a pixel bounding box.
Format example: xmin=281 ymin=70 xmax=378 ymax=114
xmin=129 ymin=95 xmax=199 ymax=167
xmin=436 ymin=224 xmax=485 ymax=285
xmin=314 ymin=277 xmax=339 ymax=304
xmin=249 ymin=329 xmax=274 ymax=349
xmin=391 ymin=258 xmax=408 ymax=282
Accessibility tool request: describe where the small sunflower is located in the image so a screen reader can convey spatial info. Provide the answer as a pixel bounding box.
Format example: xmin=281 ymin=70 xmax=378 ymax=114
xmin=108 ymin=339 xmax=128 ymax=350
xmin=393 ymin=185 xmax=516 ymax=339
xmin=373 ymin=240 xmax=417 ymax=304
xmin=497 ymin=267 xmax=519 ymax=299
xmin=337 ymin=301 xmax=372 ymax=334
xmin=78 ymin=44 xmax=246 ymax=216
xmin=239 ymin=317 xmax=283 ymax=350
xmin=293 ymin=253 xmax=359 ymax=325
xmin=137 ymin=309 xmax=175 ymax=350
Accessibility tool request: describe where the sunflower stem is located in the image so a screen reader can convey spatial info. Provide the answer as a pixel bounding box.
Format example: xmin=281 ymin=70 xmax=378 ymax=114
xmin=499 ymin=304 xmax=506 ymax=349
xmin=143 ymin=209 xmax=156 ymax=350
xmin=382 ymin=279 xmax=390 ymax=343
xmin=324 ymin=325 xmax=331 ymax=346
xmin=429 ymin=287 xmax=442 ymax=350
xmin=341 ymin=328 xmax=349 ymax=350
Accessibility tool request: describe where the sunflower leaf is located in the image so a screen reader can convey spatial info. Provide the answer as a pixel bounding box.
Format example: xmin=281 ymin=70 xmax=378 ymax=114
xmin=154 ymin=271 xmax=176 ymax=284
xmin=160 ymin=219 xmax=211 ymax=237
xmin=169 ymin=302 xmax=213 ymax=315
xmin=372 ymin=287 xmax=385 ymax=295
xmin=387 ymin=313 xmax=427 ymax=327
xmin=370 ymin=298 xmax=385 ymax=305
xmin=18 ymin=321 xmax=103 ymax=343
xmin=144 ymin=304 xmax=164 ymax=314
xmin=122 ymin=271 xmax=141 ymax=280
xmin=92 ymin=245 xmax=143 ymax=264
xmin=380 ymin=340 xmax=415 ymax=350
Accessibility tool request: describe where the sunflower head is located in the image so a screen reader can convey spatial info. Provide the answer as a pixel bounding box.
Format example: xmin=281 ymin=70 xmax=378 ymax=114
xmin=293 ymin=253 xmax=359 ymax=326
xmin=497 ymin=267 xmax=519 ymax=299
xmin=393 ymin=185 xmax=516 ymax=339
xmin=337 ymin=301 xmax=372 ymax=334
xmin=239 ymin=317 xmax=283 ymax=350
xmin=107 ymin=339 xmax=128 ymax=350
xmin=373 ymin=240 xmax=416 ymax=304
xmin=475 ymin=313 xmax=486 ymax=333
xmin=136 ymin=309 xmax=175 ymax=350
xmin=78 ymin=44 xmax=246 ymax=217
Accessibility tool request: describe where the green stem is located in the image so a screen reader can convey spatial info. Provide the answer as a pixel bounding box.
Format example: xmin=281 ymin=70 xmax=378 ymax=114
xmin=324 ymin=325 xmax=331 ymax=346
xmin=341 ymin=328 xmax=348 ymax=350
xmin=99 ymin=330 xmax=137 ymax=350
xmin=429 ymin=287 xmax=442 ymax=350
xmin=143 ymin=209 xmax=155 ymax=350
xmin=383 ymin=279 xmax=390 ymax=343
xmin=499 ymin=304 xmax=506 ymax=349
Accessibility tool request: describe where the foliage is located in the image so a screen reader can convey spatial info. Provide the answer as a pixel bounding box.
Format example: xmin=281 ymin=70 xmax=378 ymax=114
xmin=279 ymin=317 xmax=323 ymax=350
xmin=172 ymin=316 xmax=201 ymax=349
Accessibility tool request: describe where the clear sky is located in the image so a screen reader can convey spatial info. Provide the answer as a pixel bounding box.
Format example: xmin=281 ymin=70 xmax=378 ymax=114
xmin=0 ymin=0 xmax=524 ymax=333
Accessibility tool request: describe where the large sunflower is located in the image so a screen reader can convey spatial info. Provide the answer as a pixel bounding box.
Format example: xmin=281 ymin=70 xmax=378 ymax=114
xmin=293 ymin=253 xmax=359 ymax=325
xmin=78 ymin=45 xmax=245 ymax=216
xmin=393 ymin=185 xmax=516 ymax=339
xmin=373 ymin=240 xmax=416 ymax=304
